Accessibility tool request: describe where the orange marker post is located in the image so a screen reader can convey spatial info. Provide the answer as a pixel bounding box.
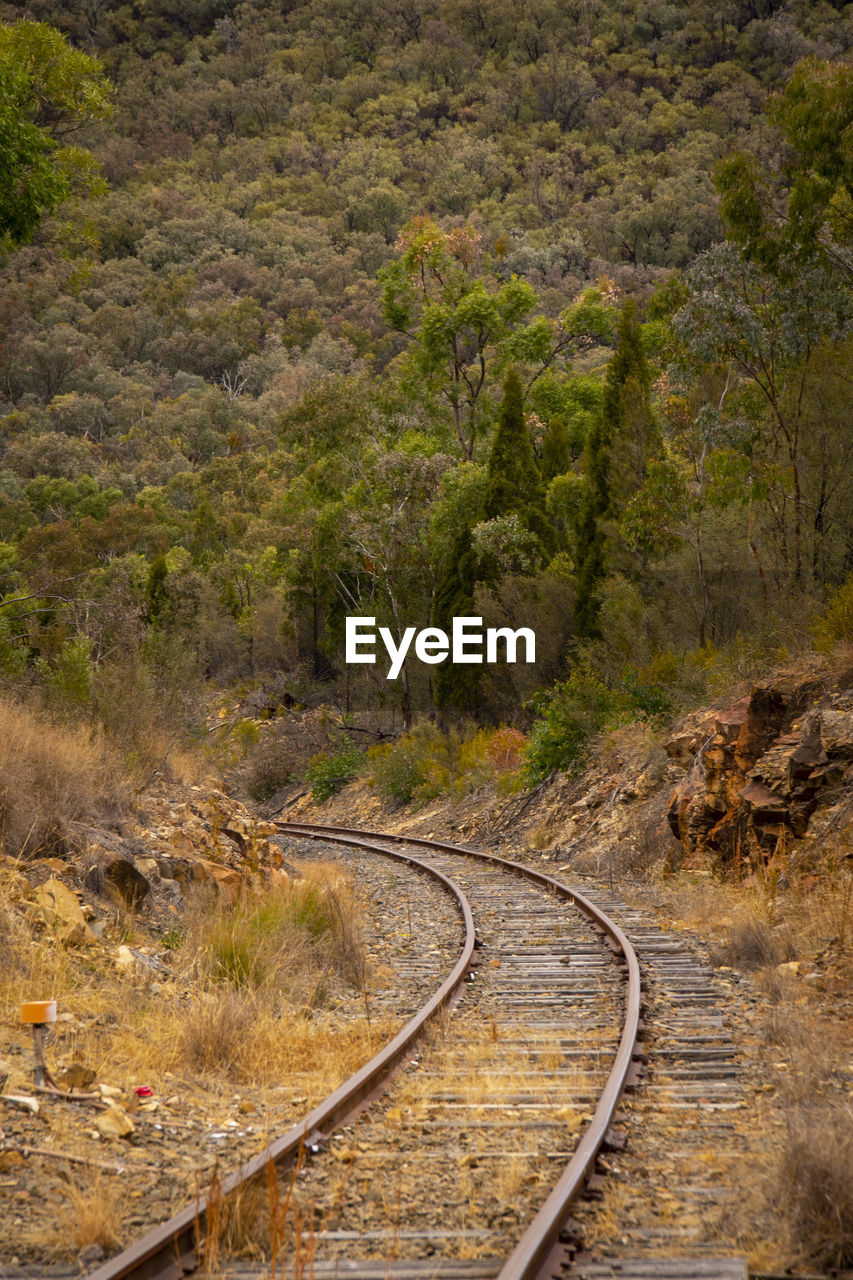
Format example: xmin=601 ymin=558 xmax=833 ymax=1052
xmin=21 ymin=1000 xmax=57 ymax=1088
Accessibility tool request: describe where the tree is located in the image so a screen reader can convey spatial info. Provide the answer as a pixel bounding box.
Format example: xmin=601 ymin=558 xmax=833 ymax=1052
xmin=483 ymin=369 xmax=541 ymax=519
xmin=432 ymin=527 xmax=482 ymax=721
xmin=380 ymin=218 xmax=542 ymax=459
xmin=715 ymin=57 xmax=853 ymax=280
xmin=573 ymin=299 xmax=660 ymax=637
xmin=481 ymin=367 xmax=554 ymax=573
xmin=379 ymin=217 xmax=593 ymax=461
xmin=0 ymin=21 xmax=111 ymax=249
xmin=573 ymin=417 xmax=608 ymax=640
xmin=675 ymin=241 xmax=851 ymax=588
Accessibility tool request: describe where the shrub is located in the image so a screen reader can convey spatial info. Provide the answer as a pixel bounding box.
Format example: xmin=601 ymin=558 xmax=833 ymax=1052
xmin=526 ymin=652 xmax=677 ymax=783
xmin=246 ymin=738 xmax=299 ymax=801
xmin=370 ymin=739 xmax=426 ymax=805
xmin=715 ymin=915 xmax=795 ymax=970
xmin=305 ymin=741 xmax=364 ymax=802
xmin=484 ymin=726 xmax=528 ymax=774
xmin=775 ymin=1101 xmax=853 ymax=1267
xmin=812 ymin=574 xmax=853 ymax=652
xmin=178 ymin=988 xmax=257 ymax=1075
xmin=35 ymin=634 xmax=93 ymax=710
xmin=526 ymin=665 xmax=632 ymax=782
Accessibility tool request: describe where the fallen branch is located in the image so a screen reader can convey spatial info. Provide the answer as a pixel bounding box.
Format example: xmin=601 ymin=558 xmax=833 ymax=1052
xmin=2 ymin=1141 xmax=159 ymax=1175
xmin=32 ymin=1084 xmax=107 ymax=1108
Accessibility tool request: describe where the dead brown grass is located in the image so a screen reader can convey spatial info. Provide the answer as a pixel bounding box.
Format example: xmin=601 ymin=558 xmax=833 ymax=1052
xmin=774 ymin=1100 xmax=853 ymax=1268
xmin=637 ymin=855 xmax=853 ymax=1271
xmin=0 ymin=695 xmax=131 ymax=859
xmin=56 ymin=1171 xmax=125 ymax=1254
xmin=180 ymin=862 xmax=366 ymax=1001
xmin=715 ymin=913 xmax=795 ymax=970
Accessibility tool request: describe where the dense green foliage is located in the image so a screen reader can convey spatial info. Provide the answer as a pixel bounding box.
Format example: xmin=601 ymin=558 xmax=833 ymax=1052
xmin=0 ymin=3 xmax=851 ymax=778
xmin=0 ymin=22 xmax=110 ymax=247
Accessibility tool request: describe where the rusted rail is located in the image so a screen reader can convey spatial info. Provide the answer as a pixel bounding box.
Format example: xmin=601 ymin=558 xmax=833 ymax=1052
xmin=85 ymin=836 xmax=476 ymax=1280
xmin=84 ymin=824 xmax=642 ymax=1280
xmin=279 ymin=823 xmax=643 ymax=1280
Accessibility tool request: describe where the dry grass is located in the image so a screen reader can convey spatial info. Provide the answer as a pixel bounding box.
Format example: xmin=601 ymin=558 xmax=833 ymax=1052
xmin=56 ymin=1171 xmax=125 ymax=1254
xmin=774 ymin=1100 xmax=853 ymax=1268
xmin=0 ymin=847 xmax=379 ymax=1094
xmin=177 ymin=988 xmax=259 ymax=1076
xmin=163 ymin=999 xmax=397 ymax=1088
xmin=637 ymin=851 xmax=853 ymax=1271
xmin=180 ymin=862 xmax=366 ymax=1000
xmin=714 ymin=914 xmax=795 ymax=970
xmin=0 ymin=695 xmax=132 ymax=859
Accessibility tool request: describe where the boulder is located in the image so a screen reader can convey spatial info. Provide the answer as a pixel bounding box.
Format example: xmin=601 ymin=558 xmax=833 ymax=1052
xmin=84 ymin=848 xmax=151 ymax=910
xmin=32 ymin=878 xmax=94 ymax=945
xmin=819 ymin=709 xmax=853 ymax=758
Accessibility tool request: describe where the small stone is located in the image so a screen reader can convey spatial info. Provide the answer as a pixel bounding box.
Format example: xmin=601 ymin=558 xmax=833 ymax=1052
xmin=96 ymin=1102 xmax=135 ymax=1138
xmin=3 ymin=1095 xmax=39 ymax=1116
xmin=77 ymin=1244 xmax=105 ymax=1267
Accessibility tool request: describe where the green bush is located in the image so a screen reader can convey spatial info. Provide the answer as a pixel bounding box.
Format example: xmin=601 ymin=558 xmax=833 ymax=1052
xmin=36 ymin=634 xmax=92 ymax=709
xmin=205 ymin=879 xmax=361 ymax=992
xmin=370 ymin=740 xmax=426 ymax=805
xmin=526 ymin=659 xmax=674 ymax=782
xmin=305 ymin=740 xmax=364 ymax=802
xmin=527 ymin=666 xmax=630 ymax=782
xmin=812 ymin=575 xmax=853 ymax=652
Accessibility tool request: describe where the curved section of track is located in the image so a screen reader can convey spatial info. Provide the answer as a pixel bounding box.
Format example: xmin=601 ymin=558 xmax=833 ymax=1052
xmin=280 ymin=823 xmax=643 ymax=1280
xmin=85 ymin=838 xmax=476 ymax=1280
xmin=85 ymin=825 xmax=642 ymax=1280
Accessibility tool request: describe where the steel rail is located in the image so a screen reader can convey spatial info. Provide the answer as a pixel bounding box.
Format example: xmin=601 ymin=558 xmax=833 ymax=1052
xmin=277 ymin=822 xmax=643 ymax=1280
xmin=85 ymin=837 xmax=476 ymax=1280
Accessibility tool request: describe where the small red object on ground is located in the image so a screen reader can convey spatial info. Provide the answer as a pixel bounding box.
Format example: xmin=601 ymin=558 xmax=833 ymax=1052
xmin=135 ymin=1085 xmax=153 ymax=1097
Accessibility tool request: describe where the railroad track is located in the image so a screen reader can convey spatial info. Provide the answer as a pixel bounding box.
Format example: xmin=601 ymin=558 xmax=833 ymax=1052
xmin=82 ymin=823 xmax=642 ymax=1280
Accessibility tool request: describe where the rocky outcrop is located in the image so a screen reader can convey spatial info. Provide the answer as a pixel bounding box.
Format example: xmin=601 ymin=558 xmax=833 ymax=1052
xmin=5 ymin=778 xmax=288 ymax=954
xmin=667 ymin=673 xmax=853 ymax=868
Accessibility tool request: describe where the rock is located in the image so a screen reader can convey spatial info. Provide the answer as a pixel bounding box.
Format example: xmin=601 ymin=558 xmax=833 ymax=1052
xmin=32 ymin=878 xmax=94 ymax=945
xmin=819 ymin=709 xmax=853 ymax=757
xmin=84 ymin=848 xmax=150 ymax=910
xmin=733 ymin=685 xmax=787 ymax=772
xmin=739 ymin=781 xmax=790 ymax=821
xmin=666 ymin=679 xmax=853 ymax=867
xmin=664 ymin=732 xmax=695 ymax=764
xmin=77 ymin=1244 xmax=105 ymax=1268
xmin=714 ymin=696 xmax=750 ymax=743
xmin=95 ymin=1102 xmax=135 ymax=1139
xmin=133 ymin=856 xmax=161 ymax=881
xmin=96 ymin=1083 xmax=124 ymax=1100
xmin=55 ymin=1062 xmax=96 ymax=1091
xmin=156 ymin=854 xmax=242 ymax=901
xmin=116 ymin=945 xmax=166 ymax=975
xmin=2 ymin=1094 xmax=40 ymax=1115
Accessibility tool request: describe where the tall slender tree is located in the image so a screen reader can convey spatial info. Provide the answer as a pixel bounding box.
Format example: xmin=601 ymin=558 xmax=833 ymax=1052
xmin=483 ymin=368 xmax=555 ymax=561
xmin=432 ymin=527 xmax=482 ymax=720
xmin=573 ymin=299 xmax=659 ymax=637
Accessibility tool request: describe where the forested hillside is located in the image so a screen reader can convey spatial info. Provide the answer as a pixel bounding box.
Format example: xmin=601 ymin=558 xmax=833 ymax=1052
xmin=0 ymin=0 xmax=851 ymax=802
